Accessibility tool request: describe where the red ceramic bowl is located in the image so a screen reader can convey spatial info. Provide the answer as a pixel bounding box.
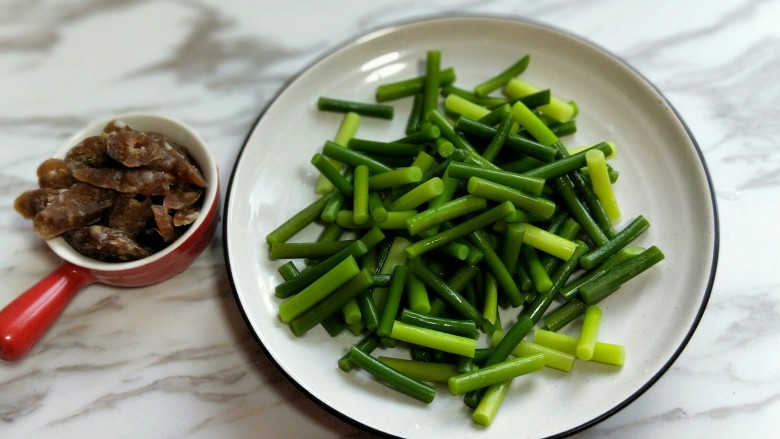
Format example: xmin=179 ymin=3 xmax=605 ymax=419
xmin=0 ymin=114 xmax=220 ymax=361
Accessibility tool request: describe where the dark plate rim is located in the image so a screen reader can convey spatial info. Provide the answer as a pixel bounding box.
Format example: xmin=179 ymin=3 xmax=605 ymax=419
xmin=222 ymin=13 xmax=720 ymax=439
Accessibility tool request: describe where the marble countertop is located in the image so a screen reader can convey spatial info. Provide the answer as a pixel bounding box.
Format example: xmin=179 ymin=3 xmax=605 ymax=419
xmin=1 ymin=0 xmax=777 ymax=437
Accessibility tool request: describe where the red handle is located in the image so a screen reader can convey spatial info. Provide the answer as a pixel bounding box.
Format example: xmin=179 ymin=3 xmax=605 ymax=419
xmin=0 ymin=261 xmax=95 ymax=361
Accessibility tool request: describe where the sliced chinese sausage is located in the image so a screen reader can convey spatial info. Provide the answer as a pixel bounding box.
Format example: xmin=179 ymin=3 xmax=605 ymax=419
xmin=109 ymin=194 xmax=153 ymax=236
xmin=105 ymin=129 xmax=165 ymax=168
xmin=101 ymin=119 xmax=131 ymax=137
xmin=15 ymin=120 xmax=208 ymax=262
xmin=172 ymin=206 xmax=199 ymax=226
xmin=151 ymin=205 xmax=176 ymax=242
xmin=64 ymin=135 xmax=110 ymax=169
xmin=37 ymin=158 xmax=77 ymax=189
xmin=33 ymin=183 xmax=118 ymax=239
xmin=145 ymin=132 xmax=207 ymax=188
xmin=14 ymin=188 xmax=62 ymax=219
xmin=163 ymin=185 xmax=202 ymax=210
xmin=64 ymin=225 xmax=151 ymax=262
xmin=72 ymin=168 xmax=175 ymax=196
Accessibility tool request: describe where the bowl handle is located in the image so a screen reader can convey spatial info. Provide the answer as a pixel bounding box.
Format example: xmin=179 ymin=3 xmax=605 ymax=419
xmin=0 ymin=261 xmax=96 ymax=361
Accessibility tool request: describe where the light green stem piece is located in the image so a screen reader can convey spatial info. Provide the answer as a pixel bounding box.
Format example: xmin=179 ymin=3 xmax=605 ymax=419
xmin=387 ymin=177 xmax=444 ymax=211
xmin=368 ymin=167 xmax=423 ymax=190
xmin=406 ymin=271 xmax=431 ymax=314
xmin=434 ymin=137 xmax=456 ymax=157
xmin=352 ymin=165 xmax=370 ymax=224
xmin=472 ymin=380 xmax=512 ymax=426
xmin=504 ymin=78 xmax=574 ymax=123
xmin=482 ymin=273 xmax=498 ymax=329
xmin=411 ymin=150 xmax=437 ymax=173
xmin=466 ymin=177 xmax=556 ymax=219
xmin=342 ymin=299 xmax=362 ymax=325
xmin=492 ymin=331 xmax=575 ymax=372
xmin=448 ymin=352 xmax=544 ymax=395
xmin=510 ymin=100 xmax=559 ymax=146
xmin=533 ymin=328 xmax=625 ymax=366
xmin=406 ymin=195 xmax=488 ymax=236
xmin=519 ymin=223 xmax=578 ymax=261
xmin=390 ymin=320 xmax=477 ymax=358
xmin=316 ymin=112 xmax=361 ymax=194
xmin=586 ymin=149 xmax=621 ymax=223
xmin=444 ymin=94 xmax=491 ymax=120
xmin=278 ymin=256 xmax=360 ymax=323
xmin=368 ymin=191 xmax=388 ymax=222
xmin=501 ymin=223 xmax=525 ymax=276
xmin=576 ymin=306 xmax=602 ymax=360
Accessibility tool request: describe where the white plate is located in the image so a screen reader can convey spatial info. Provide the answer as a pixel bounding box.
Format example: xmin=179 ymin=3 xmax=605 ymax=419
xmin=224 ymin=16 xmax=718 ymax=438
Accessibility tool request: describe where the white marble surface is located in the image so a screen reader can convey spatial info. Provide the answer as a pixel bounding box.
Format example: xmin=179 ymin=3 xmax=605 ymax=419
xmin=0 ymin=0 xmax=777 ymax=438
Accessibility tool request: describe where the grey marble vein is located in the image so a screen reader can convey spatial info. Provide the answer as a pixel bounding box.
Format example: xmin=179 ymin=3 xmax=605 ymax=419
xmin=124 ymin=1 xmax=306 ymax=89
xmin=622 ymin=0 xmax=773 ymax=62
xmin=48 ymin=365 xmax=249 ymax=425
